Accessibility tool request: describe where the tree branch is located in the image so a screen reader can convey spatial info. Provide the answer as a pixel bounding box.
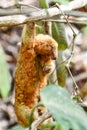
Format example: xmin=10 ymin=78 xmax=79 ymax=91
xmin=0 ymin=0 xmax=87 ymax=27
xmin=0 ymin=9 xmax=87 ymax=27
xmin=0 ymin=6 xmax=40 ymax=16
xmin=0 ymin=15 xmax=27 ymax=27
xmin=0 ymin=0 xmax=87 ymax=16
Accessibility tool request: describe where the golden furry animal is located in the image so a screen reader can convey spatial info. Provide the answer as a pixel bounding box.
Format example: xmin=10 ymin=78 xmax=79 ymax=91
xmin=14 ymin=23 xmax=58 ymax=127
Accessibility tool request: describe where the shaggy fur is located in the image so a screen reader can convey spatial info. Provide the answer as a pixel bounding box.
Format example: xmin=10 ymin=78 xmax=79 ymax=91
xmin=14 ymin=25 xmax=58 ymax=127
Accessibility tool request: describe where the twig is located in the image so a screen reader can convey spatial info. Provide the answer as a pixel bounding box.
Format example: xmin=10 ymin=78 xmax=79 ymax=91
xmin=67 ymin=0 xmax=87 ymax=10
xmin=67 ymin=72 xmax=87 ymax=84
xmin=17 ymin=1 xmax=41 ymax=11
xmin=29 ymin=112 xmax=51 ymax=130
xmin=54 ymin=3 xmax=80 ymax=98
xmin=55 ymin=3 xmax=76 ymax=35
xmin=44 ymin=18 xmax=87 ymax=25
xmin=55 ymin=3 xmax=76 ymax=62
xmin=66 ymin=65 xmax=80 ymax=94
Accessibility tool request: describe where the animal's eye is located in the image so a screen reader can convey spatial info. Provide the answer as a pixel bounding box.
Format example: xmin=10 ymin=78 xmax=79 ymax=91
xmin=37 ymin=54 xmax=41 ymax=58
xmin=37 ymin=54 xmax=44 ymax=59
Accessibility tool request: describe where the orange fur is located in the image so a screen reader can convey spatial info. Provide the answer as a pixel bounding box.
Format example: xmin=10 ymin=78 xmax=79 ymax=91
xmin=14 ymin=24 xmax=58 ymax=127
xmin=14 ymin=43 xmax=38 ymax=127
xmin=35 ymin=34 xmax=58 ymax=90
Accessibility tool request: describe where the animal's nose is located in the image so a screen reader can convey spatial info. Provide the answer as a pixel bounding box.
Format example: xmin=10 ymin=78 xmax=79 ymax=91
xmin=51 ymin=52 xmax=57 ymax=60
xmin=51 ymin=55 xmax=56 ymax=60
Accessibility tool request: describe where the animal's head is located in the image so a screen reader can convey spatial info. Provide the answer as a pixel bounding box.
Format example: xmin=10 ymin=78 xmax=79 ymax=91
xmin=35 ymin=34 xmax=58 ymax=59
xmin=34 ymin=34 xmax=58 ymax=74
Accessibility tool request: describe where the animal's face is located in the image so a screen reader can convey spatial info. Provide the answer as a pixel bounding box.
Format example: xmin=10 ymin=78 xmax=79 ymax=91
xmin=35 ymin=34 xmax=58 ymax=60
xmin=37 ymin=55 xmax=55 ymax=74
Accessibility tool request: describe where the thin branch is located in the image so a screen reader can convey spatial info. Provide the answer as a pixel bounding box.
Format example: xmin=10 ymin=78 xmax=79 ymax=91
xmin=54 ymin=3 xmax=79 ymax=97
xmin=66 ymin=65 xmax=80 ymax=94
xmin=67 ymin=0 xmax=87 ymax=10
xmin=64 ymin=10 xmax=87 ymax=17
xmin=17 ymin=1 xmax=41 ymax=11
xmin=55 ymin=3 xmax=76 ymax=63
xmin=44 ymin=18 xmax=87 ymax=25
xmin=67 ymin=72 xmax=87 ymax=84
xmin=28 ymin=112 xmax=51 ymax=130
xmin=55 ymin=3 xmax=76 ymax=36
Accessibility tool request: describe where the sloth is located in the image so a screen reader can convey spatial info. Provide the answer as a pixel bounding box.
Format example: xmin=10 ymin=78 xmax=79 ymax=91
xmin=14 ymin=23 xmax=58 ymax=127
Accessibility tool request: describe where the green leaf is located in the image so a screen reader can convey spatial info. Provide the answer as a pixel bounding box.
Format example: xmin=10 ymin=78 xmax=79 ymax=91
xmin=0 ymin=45 xmax=10 ymax=98
xmin=39 ymin=0 xmax=69 ymax=7
xmin=38 ymin=0 xmax=48 ymax=8
xmin=9 ymin=125 xmax=24 ymax=130
xmin=40 ymin=122 xmax=61 ymax=130
xmin=52 ymin=22 xmax=68 ymax=50
xmin=41 ymin=85 xmax=87 ymax=130
xmin=82 ymin=26 xmax=87 ymax=36
xmin=56 ymin=51 xmax=67 ymax=87
xmin=36 ymin=22 xmax=44 ymax=34
xmin=51 ymin=0 xmax=69 ymax=5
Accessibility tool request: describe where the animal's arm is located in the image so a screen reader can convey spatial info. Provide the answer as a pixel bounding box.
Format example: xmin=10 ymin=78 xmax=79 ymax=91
xmin=22 ymin=22 xmax=35 ymax=47
xmin=14 ymin=23 xmax=38 ymax=127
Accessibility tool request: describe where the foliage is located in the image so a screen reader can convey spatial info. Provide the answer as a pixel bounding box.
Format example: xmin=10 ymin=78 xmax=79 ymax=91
xmin=38 ymin=0 xmax=49 ymax=8
xmin=56 ymin=51 xmax=67 ymax=86
xmin=0 ymin=45 xmax=10 ymax=98
xmin=39 ymin=0 xmax=69 ymax=7
xmin=41 ymin=85 xmax=87 ymax=130
xmin=9 ymin=125 xmax=24 ymax=130
xmin=51 ymin=0 xmax=69 ymax=5
xmin=82 ymin=26 xmax=87 ymax=36
xmin=52 ymin=22 xmax=68 ymax=50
